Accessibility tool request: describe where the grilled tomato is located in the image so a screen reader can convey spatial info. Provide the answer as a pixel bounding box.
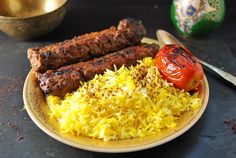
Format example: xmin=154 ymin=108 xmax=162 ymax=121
xmin=154 ymin=44 xmax=203 ymax=91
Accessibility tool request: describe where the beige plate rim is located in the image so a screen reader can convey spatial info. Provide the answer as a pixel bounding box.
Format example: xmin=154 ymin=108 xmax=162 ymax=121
xmin=23 ymin=73 xmax=209 ymax=153
xmin=23 ymin=39 xmax=209 ymax=153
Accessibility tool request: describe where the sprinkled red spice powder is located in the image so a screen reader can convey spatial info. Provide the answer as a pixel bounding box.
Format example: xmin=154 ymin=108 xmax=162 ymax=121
xmin=0 ymin=75 xmax=25 ymax=143
xmin=0 ymin=76 xmax=24 ymax=109
xmin=224 ymin=119 xmax=236 ymax=134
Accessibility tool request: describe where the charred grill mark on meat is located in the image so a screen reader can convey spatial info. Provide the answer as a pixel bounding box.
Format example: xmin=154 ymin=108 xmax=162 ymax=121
xmin=28 ymin=18 xmax=147 ymax=73
xmin=38 ymin=44 xmax=159 ymax=97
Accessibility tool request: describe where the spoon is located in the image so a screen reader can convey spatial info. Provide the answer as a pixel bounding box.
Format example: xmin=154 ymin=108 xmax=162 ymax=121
xmin=156 ymin=29 xmax=236 ymax=87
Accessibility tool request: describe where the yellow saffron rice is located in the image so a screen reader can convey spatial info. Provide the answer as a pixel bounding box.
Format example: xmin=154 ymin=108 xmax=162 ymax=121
xmin=47 ymin=57 xmax=201 ymax=141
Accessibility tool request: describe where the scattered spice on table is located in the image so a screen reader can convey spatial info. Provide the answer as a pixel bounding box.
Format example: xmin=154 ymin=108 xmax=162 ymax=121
xmin=5 ymin=121 xmax=24 ymax=142
xmin=0 ymin=75 xmax=25 ymax=144
xmin=0 ymin=75 xmax=25 ymax=124
xmin=224 ymin=119 xmax=236 ymax=134
xmin=0 ymin=76 xmax=24 ymax=108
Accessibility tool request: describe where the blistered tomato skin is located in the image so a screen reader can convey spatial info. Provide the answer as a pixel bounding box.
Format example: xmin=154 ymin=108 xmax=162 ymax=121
xmin=155 ymin=44 xmax=203 ymax=91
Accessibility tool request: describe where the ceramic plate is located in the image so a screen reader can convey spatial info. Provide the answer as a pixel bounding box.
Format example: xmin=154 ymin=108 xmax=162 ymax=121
xmin=23 ymin=39 xmax=209 ymax=153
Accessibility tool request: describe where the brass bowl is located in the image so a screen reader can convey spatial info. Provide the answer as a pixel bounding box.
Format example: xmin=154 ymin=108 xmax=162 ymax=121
xmin=0 ymin=0 xmax=67 ymax=40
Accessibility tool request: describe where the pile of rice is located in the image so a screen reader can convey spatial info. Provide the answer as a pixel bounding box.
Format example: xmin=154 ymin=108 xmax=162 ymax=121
xmin=47 ymin=57 xmax=201 ymax=141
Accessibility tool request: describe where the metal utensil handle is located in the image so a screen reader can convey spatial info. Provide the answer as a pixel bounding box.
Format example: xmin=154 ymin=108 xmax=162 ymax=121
xmin=198 ymin=58 xmax=236 ymax=86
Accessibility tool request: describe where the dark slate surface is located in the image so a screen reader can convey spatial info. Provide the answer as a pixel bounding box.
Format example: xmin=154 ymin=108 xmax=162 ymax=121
xmin=0 ymin=0 xmax=236 ymax=158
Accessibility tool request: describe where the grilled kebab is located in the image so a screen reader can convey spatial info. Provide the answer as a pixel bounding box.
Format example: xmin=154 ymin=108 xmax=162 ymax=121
xmin=28 ymin=18 xmax=147 ymax=73
xmin=39 ymin=44 xmax=159 ymax=97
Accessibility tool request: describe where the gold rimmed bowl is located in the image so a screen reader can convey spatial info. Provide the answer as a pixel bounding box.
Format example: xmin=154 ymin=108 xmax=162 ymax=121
xmin=0 ymin=0 xmax=67 ymax=40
